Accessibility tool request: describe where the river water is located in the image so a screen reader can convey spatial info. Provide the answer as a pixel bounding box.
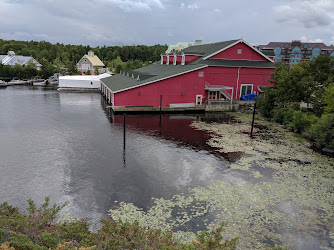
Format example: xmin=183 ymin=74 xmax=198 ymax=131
xmin=1 ymin=86 xmax=332 ymax=249
xmin=0 ymin=86 xmax=232 ymax=225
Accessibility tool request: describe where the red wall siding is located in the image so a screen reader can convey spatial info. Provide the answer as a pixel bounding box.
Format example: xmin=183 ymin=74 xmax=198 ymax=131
xmin=168 ymin=55 xmax=174 ymax=64
xmin=185 ymin=55 xmax=201 ymax=64
xmin=176 ymin=56 xmax=182 ymax=64
xmin=162 ymin=56 xmax=167 ymax=64
xmin=210 ymin=43 xmax=267 ymax=61
xmin=204 ymin=67 xmax=274 ymax=99
xmin=114 ymin=70 xmax=205 ymax=107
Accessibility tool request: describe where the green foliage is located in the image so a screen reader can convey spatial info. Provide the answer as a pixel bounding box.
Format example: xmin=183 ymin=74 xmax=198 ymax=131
xmin=195 ymin=222 xmax=239 ymax=249
xmin=0 ymin=198 xmax=239 ymax=249
xmin=256 ymin=87 xmax=277 ymax=118
xmin=0 ymin=38 xmax=167 ymax=79
xmin=269 ymin=62 xmax=315 ymax=105
xmin=94 ymin=67 xmax=99 ymax=75
xmin=311 ymin=113 xmax=334 ymax=150
xmin=291 ymin=110 xmax=318 ymax=133
xmin=273 ymin=108 xmax=294 ymax=125
xmin=323 ymin=83 xmax=334 ymax=114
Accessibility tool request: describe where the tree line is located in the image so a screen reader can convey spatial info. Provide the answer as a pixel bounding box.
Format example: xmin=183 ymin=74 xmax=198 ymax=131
xmin=0 ymin=39 xmax=167 ymax=78
xmin=257 ymin=55 xmax=334 ymax=151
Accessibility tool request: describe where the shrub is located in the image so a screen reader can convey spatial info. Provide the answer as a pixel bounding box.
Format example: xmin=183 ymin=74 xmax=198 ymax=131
xmin=256 ymin=88 xmax=277 ymax=118
xmin=0 ymin=199 xmax=240 ymax=249
xmin=273 ymin=108 xmax=294 ymax=125
xmin=291 ymin=110 xmax=318 ymax=133
xmin=311 ymin=113 xmax=334 ymax=150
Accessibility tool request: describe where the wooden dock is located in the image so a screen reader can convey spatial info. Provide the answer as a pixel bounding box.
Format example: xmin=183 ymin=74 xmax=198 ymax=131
xmin=108 ymin=105 xmax=206 ymax=114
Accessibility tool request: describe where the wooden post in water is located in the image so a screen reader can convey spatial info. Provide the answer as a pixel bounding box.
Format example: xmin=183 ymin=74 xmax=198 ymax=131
xmin=250 ymin=103 xmax=256 ymax=138
xmin=160 ymin=95 xmax=162 ymax=114
xmin=123 ymin=114 xmax=126 ymax=150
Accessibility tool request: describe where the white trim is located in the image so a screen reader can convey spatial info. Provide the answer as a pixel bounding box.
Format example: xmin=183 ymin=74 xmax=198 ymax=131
xmin=108 ymin=65 xmax=208 ymax=94
xmin=161 ymin=54 xmax=163 ymax=64
xmin=240 ymin=84 xmax=253 ymax=97
xmin=173 ymin=54 xmax=177 ymax=65
xmin=196 ymin=95 xmax=203 ymax=105
xmin=166 ymin=55 xmax=169 ymax=65
xmin=202 ymin=39 xmax=275 ymax=63
xmin=181 ymin=53 xmax=185 ymax=65
xmin=236 ymin=67 xmax=240 ymax=99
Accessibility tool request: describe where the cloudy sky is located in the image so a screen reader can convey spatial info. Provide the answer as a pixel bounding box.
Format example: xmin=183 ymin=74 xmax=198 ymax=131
xmin=0 ymin=0 xmax=334 ymax=47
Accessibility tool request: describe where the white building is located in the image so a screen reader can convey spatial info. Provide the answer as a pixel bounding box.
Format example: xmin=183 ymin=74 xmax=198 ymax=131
xmin=0 ymin=51 xmax=42 ymax=70
xmin=58 ymin=73 xmax=111 ymax=91
xmin=77 ymin=50 xmax=106 ymax=75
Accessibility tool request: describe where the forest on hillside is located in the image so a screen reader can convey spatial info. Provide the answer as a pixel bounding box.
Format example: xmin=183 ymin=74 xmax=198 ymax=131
xmin=0 ymin=39 xmax=167 ymax=78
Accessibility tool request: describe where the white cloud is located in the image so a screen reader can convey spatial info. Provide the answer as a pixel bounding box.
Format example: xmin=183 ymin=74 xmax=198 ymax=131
xmin=97 ymin=0 xmax=165 ymax=12
xmin=187 ymin=3 xmax=199 ymax=9
xmin=300 ymin=35 xmax=323 ymax=43
xmin=273 ymin=0 xmax=334 ymax=28
xmin=180 ymin=2 xmax=185 ymax=8
xmin=213 ymin=8 xmax=221 ymax=13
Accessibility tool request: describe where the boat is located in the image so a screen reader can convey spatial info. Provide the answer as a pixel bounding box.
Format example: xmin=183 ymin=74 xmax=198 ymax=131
xmin=32 ymin=79 xmax=47 ymax=86
xmin=8 ymin=79 xmax=28 ymax=85
xmin=48 ymin=76 xmax=59 ymax=86
xmin=0 ymin=80 xmax=7 ymax=88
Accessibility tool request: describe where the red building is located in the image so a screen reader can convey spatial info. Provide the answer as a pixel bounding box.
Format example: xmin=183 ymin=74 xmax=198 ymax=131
xmin=101 ymin=39 xmax=275 ymax=111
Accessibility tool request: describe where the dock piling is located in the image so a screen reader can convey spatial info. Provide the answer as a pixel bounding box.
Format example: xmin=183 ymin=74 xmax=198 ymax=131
xmin=123 ymin=114 xmax=126 ymax=150
xmin=250 ymin=103 xmax=256 ymax=138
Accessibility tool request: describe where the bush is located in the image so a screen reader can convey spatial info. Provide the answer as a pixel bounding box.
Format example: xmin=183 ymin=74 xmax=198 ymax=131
xmin=273 ymin=108 xmax=294 ymax=125
xmin=311 ymin=113 xmax=334 ymax=150
xmin=256 ymin=88 xmax=277 ymax=118
xmin=0 ymin=199 xmax=239 ymax=249
xmin=291 ymin=110 xmax=318 ymax=133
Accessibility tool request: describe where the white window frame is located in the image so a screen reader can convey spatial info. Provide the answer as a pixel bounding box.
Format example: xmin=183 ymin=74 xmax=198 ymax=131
xmin=198 ymin=71 xmax=204 ymax=78
xmin=240 ymin=84 xmax=253 ymax=97
xmin=196 ymin=95 xmax=203 ymax=105
xmin=237 ymin=49 xmax=242 ymax=54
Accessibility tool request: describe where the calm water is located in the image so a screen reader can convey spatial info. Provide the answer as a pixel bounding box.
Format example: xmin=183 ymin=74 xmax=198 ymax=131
xmin=0 ymin=86 xmax=234 ymax=226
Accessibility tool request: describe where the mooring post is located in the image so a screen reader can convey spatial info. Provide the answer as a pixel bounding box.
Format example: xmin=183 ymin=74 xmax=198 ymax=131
xmin=160 ymin=95 xmax=162 ymax=114
xmin=250 ymin=103 xmax=256 ymax=138
xmin=123 ymin=114 xmax=126 ymax=150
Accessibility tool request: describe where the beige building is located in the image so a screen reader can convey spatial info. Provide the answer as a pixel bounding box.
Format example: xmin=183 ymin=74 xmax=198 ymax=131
xmin=77 ymin=50 xmax=106 ymax=75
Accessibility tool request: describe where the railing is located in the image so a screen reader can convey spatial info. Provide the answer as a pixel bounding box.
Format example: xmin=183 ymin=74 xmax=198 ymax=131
xmin=220 ymin=89 xmax=231 ymax=101
xmin=205 ymin=81 xmax=223 ymax=89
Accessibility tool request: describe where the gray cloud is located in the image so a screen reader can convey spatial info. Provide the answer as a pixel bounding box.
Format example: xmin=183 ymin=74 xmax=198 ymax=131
xmin=274 ymin=1 xmax=334 ymax=28
xmin=0 ymin=0 xmax=334 ymax=46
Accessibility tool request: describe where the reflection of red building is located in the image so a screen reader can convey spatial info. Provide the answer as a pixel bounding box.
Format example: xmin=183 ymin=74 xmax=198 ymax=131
xmin=101 ymin=39 xmax=274 ymax=110
xmin=113 ymin=115 xmax=210 ymax=149
xmin=111 ymin=114 xmax=244 ymax=161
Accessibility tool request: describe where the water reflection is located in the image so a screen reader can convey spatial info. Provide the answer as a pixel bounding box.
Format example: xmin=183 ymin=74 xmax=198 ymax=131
xmin=1 ymin=86 xmax=245 ymax=227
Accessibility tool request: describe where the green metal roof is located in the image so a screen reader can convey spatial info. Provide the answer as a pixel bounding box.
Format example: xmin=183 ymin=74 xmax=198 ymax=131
xmin=101 ymin=39 xmax=275 ymax=93
xmin=101 ymin=63 xmax=207 ymax=93
xmin=178 ymin=39 xmax=239 ymax=56
xmin=203 ymin=59 xmax=275 ymax=68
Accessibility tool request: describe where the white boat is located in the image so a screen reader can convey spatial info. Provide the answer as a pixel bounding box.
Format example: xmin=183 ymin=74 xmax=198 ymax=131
xmin=0 ymin=80 xmax=7 ymax=87
xmin=48 ymin=76 xmax=59 ymax=85
xmin=8 ymin=79 xmax=28 ymax=85
xmin=32 ymin=79 xmax=47 ymax=86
